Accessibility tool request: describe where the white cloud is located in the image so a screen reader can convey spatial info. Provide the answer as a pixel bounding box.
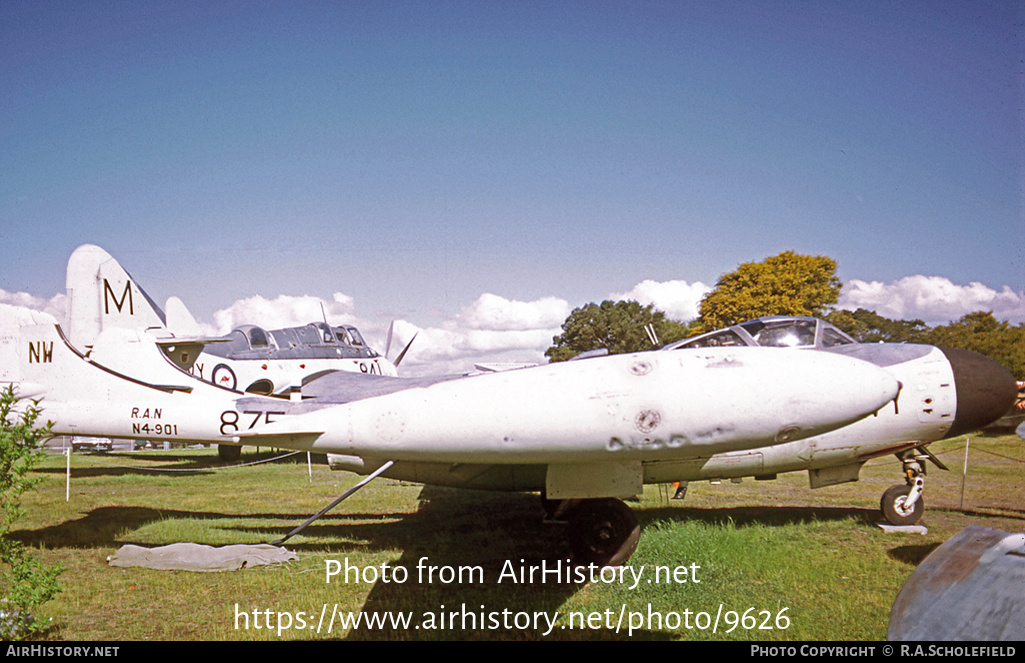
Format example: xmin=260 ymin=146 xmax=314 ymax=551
xmin=839 ymin=276 xmax=1025 ymax=324
xmin=211 ymin=292 xmax=358 ymax=334
xmin=202 ymin=292 xmax=570 ymax=376
xmin=458 ymin=293 xmax=570 ymax=331
xmin=0 ymin=302 xmax=58 ymax=333
xmin=610 ymin=279 xmax=712 ymax=321
xmin=0 ymin=289 xmax=66 ymax=323
xmin=387 ymin=294 xmax=571 ymax=376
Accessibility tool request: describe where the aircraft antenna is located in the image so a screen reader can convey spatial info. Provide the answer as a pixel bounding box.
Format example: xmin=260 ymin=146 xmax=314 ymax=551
xmin=645 ymin=323 xmax=660 ymax=347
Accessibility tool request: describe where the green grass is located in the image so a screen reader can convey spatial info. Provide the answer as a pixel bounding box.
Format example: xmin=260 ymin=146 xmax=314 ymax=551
xmin=7 ymin=432 xmax=1023 ymax=641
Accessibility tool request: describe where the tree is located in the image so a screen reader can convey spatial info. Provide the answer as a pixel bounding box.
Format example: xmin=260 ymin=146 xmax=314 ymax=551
xmin=825 ymin=308 xmax=931 ymax=344
xmin=545 ymin=300 xmax=688 ymax=362
xmin=697 ymin=251 xmax=842 ymax=332
xmin=924 ymin=312 xmax=1025 ymax=380
xmin=0 ymin=385 xmax=61 ymax=640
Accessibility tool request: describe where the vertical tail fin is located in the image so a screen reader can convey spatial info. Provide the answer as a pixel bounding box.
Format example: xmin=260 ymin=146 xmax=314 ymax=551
xmin=164 ymin=296 xmax=203 ymax=337
xmin=64 ymin=245 xmax=167 ymax=353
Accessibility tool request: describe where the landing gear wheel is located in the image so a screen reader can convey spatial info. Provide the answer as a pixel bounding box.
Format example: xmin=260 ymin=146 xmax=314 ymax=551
xmin=881 ymin=484 xmax=924 ymax=526
xmin=218 ymin=444 xmax=242 ymax=462
xmin=567 ymin=498 xmax=640 ymax=567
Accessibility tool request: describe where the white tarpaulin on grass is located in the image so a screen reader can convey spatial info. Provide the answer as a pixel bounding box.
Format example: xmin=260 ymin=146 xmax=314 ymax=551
xmin=107 ymin=543 xmax=297 ymax=572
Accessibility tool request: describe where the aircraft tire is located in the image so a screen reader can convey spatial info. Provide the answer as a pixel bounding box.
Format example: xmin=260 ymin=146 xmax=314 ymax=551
xmin=218 ymin=444 xmax=242 ymax=463
xmin=880 ymin=484 xmax=924 ymax=526
xmin=567 ymin=498 xmax=640 ymax=567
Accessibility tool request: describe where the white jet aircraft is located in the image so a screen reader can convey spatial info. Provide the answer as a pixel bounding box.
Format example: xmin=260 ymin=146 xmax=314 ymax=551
xmin=660 ymin=316 xmax=1018 ymax=528
xmin=7 ymin=317 xmax=903 ymax=565
xmin=3 ymin=250 xmax=1016 ymax=565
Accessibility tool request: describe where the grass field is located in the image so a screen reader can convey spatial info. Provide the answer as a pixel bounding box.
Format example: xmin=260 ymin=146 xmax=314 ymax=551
xmin=8 ymin=431 xmax=1023 ymax=641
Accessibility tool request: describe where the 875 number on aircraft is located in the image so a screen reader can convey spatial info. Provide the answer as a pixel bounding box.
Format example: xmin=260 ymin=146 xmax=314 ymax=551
xmin=220 ymin=410 xmax=286 ymax=436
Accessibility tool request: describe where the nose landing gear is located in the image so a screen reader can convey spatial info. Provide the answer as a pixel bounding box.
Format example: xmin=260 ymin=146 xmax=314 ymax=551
xmin=880 ymin=480 xmax=924 ymax=526
xmin=880 ymin=450 xmax=940 ymax=526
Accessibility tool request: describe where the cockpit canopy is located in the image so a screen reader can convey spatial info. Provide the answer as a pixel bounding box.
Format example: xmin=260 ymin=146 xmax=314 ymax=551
xmin=224 ymin=325 xmax=276 ymax=353
xmin=662 ymin=316 xmax=857 ymax=351
xmin=214 ymin=322 xmax=379 ymax=359
xmin=331 ymin=324 xmax=368 ymax=349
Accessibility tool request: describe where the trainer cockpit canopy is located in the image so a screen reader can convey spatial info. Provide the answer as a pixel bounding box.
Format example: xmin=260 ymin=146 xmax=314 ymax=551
xmin=663 ymin=316 xmax=856 ymax=351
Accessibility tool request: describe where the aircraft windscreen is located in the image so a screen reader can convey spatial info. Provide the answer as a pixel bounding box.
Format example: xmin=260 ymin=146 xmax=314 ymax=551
xmin=346 ymin=327 xmax=366 ymax=347
xmin=666 ymin=317 xmax=858 ymax=352
xmin=676 ymin=329 xmax=748 ymax=348
xmin=742 ymin=320 xmax=816 ymax=348
xmin=247 ymin=327 xmax=271 ymax=349
xmin=317 ymin=323 xmax=335 ymax=344
xmin=821 ymin=327 xmax=856 ymax=347
xmin=226 ymin=330 xmax=249 ymax=353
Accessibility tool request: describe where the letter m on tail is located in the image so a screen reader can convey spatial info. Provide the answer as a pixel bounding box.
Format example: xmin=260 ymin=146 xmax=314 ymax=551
xmin=104 ymin=278 xmax=134 ymax=315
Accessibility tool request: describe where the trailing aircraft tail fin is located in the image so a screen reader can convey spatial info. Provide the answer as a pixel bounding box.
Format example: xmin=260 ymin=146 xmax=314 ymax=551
xmin=165 ymin=296 xmax=203 ymax=337
xmin=65 ymin=244 xmax=167 ymax=353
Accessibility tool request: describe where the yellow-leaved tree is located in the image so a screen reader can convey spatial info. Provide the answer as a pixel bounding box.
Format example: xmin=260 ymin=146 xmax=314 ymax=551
xmin=696 ymin=251 xmax=842 ymax=332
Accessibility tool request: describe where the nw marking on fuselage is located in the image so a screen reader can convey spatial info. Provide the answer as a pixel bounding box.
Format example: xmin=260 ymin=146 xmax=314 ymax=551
xmin=28 ymin=341 xmax=53 ymax=363
xmin=104 ymin=278 xmax=134 ymax=315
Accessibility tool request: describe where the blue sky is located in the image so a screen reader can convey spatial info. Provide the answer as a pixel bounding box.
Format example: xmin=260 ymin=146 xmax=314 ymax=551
xmin=2 ymin=1 xmax=1022 ymax=373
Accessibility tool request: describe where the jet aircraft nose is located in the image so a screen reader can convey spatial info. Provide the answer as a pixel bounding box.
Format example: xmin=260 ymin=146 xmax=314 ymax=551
xmin=939 ymin=346 xmax=1018 ymax=438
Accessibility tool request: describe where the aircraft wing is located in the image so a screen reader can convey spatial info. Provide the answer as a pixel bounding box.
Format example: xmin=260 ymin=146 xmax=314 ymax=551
xmin=473 ymin=362 xmax=538 ymax=373
xmin=277 ymin=370 xmax=459 ymax=405
xmin=232 ymin=372 xmax=460 ymax=446
xmin=152 ymin=335 xmax=230 ymax=348
xmin=231 ymin=371 xmax=474 ymax=447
